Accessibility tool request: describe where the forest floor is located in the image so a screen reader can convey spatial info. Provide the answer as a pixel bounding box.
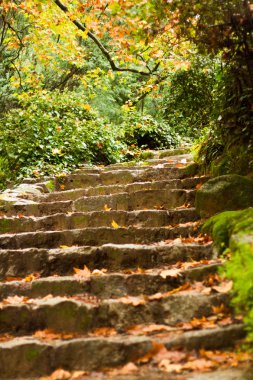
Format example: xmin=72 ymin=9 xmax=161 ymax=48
xmin=0 ymin=149 xmax=252 ymax=379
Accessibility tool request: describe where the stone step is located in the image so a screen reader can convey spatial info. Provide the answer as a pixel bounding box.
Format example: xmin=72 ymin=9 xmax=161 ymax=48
xmin=0 ymin=188 xmax=195 ymax=217
xmin=0 ymin=263 xmax=221 ymax=299
xmin=0 ymin=200 xmax=73 ymax=217
xmin=53 ymin=167 xmax=190 ymax=191
xmin=73 ymin=189 xmax=195 ymax=213
xmin=0 ymin=243 xmax=213 ymax=279
xmin=0 ymin=225 xmax=199 ymax=250
xmin=0 ymin=292 xmax=228 ymax=334
xmin=0 ymin=335 xmax=152 ymax=378
xmin=0 ymin=323 xmax=244 ymax=378
xmin=0 ymin=209 xmax=199 ymax=234
xmin=41 ymin=177 xmax=208 ymax=203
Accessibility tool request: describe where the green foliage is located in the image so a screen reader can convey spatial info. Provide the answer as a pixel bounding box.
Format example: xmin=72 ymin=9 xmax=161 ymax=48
xmin=120 ymin=110 xmax=180 ymax=150
xmin=203 ymin=208 xmax=253 ymax=344
xmin=0 ymin=90 xmax=126 ymax=188
xmin=158 ymin=57 xmax=218 ymax=137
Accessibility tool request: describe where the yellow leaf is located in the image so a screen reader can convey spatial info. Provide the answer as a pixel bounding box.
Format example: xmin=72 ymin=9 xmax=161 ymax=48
xmin=83 ymin=104 xmax=91 ymax=111
xmin=104 ymin=204 xmax=112 ymax=211
xmin=111 ymin=220 xmax=120 ymax=228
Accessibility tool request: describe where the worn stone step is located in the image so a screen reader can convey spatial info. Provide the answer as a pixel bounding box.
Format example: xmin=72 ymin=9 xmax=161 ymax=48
xmin=0 ymin=243 xmax=213 ymax=279
xmin=73 ymin=189 xmax=195 ymax=213
xmin=0 ymin=292 xmax=228 ymax=334
xmin=41 ymin=177 xmax=208 ymax=203
xmin=0 ymin=323 xmax=244 ymax=378
xmin=54 ymin=167 xmax=191 ymax=191
xmin=0 ymin=188 xmax=195 ymax=217
xmin=0 ymin=335 xmax=152 ymax=378
xmin=0 ymin=200 xmax=73 ymax=218
xmin=164 ymin=323 xmax=245 ymax=351
xmin=0 ymin=225 xmax=199 ymax=250
xmin=0 ymin=263 xmax=221 ymax=300
xmin=0 ymin=209 xmax=199 ymax=234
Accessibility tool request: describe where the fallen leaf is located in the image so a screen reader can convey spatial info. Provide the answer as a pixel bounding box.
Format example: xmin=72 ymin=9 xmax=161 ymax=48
xmin=148 ymin=283 xmax=191 ymax=301
xmin=183 ymin=358 xmax=215 ymax=371
xmin=40 ymin=368 xmax=71 ymax=380
xmin=108 ymin=362 xmax=138 ymax=376
xmin=126 ymin=324 xmax=175 ymax=335
xmin=158 ymin=360 xmax=183 ymax=373
xmin=212 ymin=304 xmax=227 ymax=315
xmin=91 ymin=268 xmax=107 ymax=276
xmin=2 ymin=295 xmax=29 ymax=305
xmin=89 ymin=327 xmax=117 ymax=337
xmin=73 ymin=266 xmax=91 ymax=280
xmin=60 ymin=184 xmax=65 ymax=190
xmin=104 ymin=204 xmax=112 ymax=211
xmin=111 ymin=220 xmax=120 ymax=228
xmin=154 ymin=204 xmax=165 ymax=210
xmin=118 ymin=295 xmax=146 ymax=306
xmin=212 ymin=281 xmax=233 ymax=294
xmin=60 ymin=245 xmax=71 ymax=249
xmin=196 ymin=183 xmax=203 ymax=190
xmin=4 ymin=277 xmax=23 ymax=282
xmin=159 ymin=268 xmax=182 ymax=279
xmin=24 ymin=272 xmax=40 ymax=282
xmin=34 ymin=329 xmax=77 ymax=341
xmin=135 ymin=341 xmax=165 ymax=363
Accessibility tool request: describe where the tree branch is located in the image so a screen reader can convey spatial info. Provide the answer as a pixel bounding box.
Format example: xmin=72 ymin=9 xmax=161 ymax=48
xmin=54 ymin=0 xmax=160 ymax=76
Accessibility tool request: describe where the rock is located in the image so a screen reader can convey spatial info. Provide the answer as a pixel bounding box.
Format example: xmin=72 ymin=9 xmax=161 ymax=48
xmin=195 ymin=175 xmax=253 ymax=218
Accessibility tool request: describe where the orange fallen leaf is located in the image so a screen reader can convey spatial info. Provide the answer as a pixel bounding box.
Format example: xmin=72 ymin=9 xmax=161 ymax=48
xmin=73 ymin=265 xmax=91 ymax=280
xmin=126 ymin=324 xmax=175 ymax=335
xmin=118 ymin=295 xmax=146 ymax=306
xmin=148 ymin=283 xmax=191 ymax=301
xmin=135 ymin=341 xmax=165 ymax=363
xmin=5 ymin=277 xmax=23 ymax=282
xmin=196 ymin=183 xmax=203 ymax=190
xmin=60 ymin=184 xmax=65 ymax=190
xmin=108 ymin=362 xmax=138 ymax=376
xmin=24 ymin=272 xmax=40 ymax=282
xmin=89 ymin=327 xmax=117 ymax=337
xmin=212 ymin=304 xmax=227 ymax=315
xmin=34 ymin=329 xmax=77 ymax=341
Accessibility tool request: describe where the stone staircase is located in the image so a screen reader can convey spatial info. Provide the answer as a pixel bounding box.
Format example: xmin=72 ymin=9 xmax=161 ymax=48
xmin=0 ymin=151 xmax=247 ymax=379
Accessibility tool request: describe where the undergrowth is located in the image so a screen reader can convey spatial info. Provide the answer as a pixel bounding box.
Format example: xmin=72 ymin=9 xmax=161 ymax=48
xmin=0 ymin=90 xmax=179 ymax=189
xmin=203 ymin=208 xmax=253 ymax=344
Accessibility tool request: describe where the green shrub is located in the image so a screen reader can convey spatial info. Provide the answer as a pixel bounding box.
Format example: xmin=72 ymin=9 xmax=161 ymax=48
xmin=0 ymin=90 xmax=126 ymax=188
xmin=120 ymin=111 xmax=180 ymax=150
xmin=203 ymin=208 xmax=253 ymax=344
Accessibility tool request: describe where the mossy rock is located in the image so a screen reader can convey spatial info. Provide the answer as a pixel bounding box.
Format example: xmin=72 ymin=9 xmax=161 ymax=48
xmin=196 ymin=175 xmax=253 ymax=218
xmin=203 ymin=207 xmax=253 ymax=253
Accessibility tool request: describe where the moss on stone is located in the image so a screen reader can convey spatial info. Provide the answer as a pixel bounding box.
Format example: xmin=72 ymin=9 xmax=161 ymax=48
xmin=203 ymin=207 xmax=253 ymax=253
xmin=25 ymin=345 xmax=41 ymax=362
xmin=45 ymin=180 xmax=55 ymax=192
xmin=196 ymin=175 xmax=253 ymax=218
xmin=203 ymin=207 xmax=253 ymax=344
xmin=182 ymin=163 xmax=199 ymax=177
